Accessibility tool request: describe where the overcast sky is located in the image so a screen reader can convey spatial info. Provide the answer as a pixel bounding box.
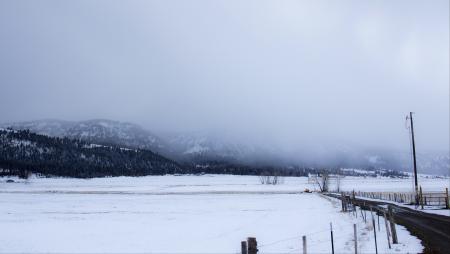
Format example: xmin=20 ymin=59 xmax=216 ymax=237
xmin=0 ymin=0 xmax=448 ymax=153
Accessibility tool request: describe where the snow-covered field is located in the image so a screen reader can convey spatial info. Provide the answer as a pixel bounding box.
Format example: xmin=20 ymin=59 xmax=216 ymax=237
xmin=1 ymin=174 xmax=448 ymax=194
xmin=0 ymin=174 xmax=444 ymax=253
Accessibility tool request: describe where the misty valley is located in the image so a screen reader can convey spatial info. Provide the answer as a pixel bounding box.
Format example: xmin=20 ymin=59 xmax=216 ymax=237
xmin=1 ymin=119 xmax=448 ymax=178
xmin=0 ymin=0 xmax=448 ymax=253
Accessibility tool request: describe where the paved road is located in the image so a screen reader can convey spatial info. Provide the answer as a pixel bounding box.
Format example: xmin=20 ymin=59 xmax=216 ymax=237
xmin=327 ymin=194 xmax=450 ymax=254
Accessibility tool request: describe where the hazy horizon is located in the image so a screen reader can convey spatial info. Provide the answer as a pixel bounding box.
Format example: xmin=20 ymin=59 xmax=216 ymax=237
xmin=1 ymin=0 xmax=448 ymax=155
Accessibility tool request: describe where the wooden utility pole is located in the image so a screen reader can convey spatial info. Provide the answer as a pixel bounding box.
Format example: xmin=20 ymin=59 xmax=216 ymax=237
xmin=408 ymin=112 xmax=419 ymax=204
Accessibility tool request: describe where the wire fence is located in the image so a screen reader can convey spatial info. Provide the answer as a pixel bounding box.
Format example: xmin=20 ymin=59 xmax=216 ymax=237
xmin=340 ymin=187 xmax=449 ymax=208
xmin=240 ymin=192 xmax=422 ymax=254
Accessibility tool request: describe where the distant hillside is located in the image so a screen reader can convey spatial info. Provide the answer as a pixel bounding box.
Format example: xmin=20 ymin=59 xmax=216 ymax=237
xmin=2 ymin=119 xmax=448 ymax=176
xmin=0 ymin=128 xmax=313 ymax=178
xmin=2 ymin=119 xmax=279 ymax=164
xmin=0 ymin=128 xmax=181 ymax=178
xmin=3 ymin=119 xmax=167 ymax=154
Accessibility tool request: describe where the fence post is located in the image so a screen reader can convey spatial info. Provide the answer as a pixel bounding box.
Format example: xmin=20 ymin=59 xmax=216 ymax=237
xmin=371 ymin=209 xmax=378 ymax=254
xmin=419 ymin=186 xmax=423 ymax=209
xmin=445 ymin=188 xmax=449 ymax=209
xmin=247 ymin=237 xmax=257 ymax=254
xmin=353 ymin=224 xmax=358 ymax=254
xmin=377 ymin=212 xmax=380 ymax=231
xmin=383 ymin=211 xmax=391 ymax=249
xmin=347 ymin=196 xmax=350 ymax=212
xmin=302 ymin=235 xmax=307 ymax=254
xmin=241 ymin=241 xmax=247 ymax=254
xmin=388 ymin=206 xmax=398 ymax=244
xmin=330 ymin=223 xmax=335 ymax=254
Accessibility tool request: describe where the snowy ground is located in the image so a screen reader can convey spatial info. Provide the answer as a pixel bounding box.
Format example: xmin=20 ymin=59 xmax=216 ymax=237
xmin=0 ymin=175 xmax=448 ymax=253
xmin=0 ymin=174 xmax=440 ymax=253
xmin=1 ymin=174 xmax=448 ymax=193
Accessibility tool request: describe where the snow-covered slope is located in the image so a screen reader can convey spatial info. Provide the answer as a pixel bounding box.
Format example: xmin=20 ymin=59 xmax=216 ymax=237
xmin=166 ymin=132 xmax=249 ymax=160
xmin=2 ymin=119 xmax=449 ymax=175
xmin=2 ymin=119 xmax=167 ymax=153
xmin=2 ymin=119 xmax=280 ymax=164
xmin=2 ymin=119 xmax=74 ymax=137
xmin=162 ymin=131 xmax=284 ymax=165
xmin=296 ymin=143 xmax=449 ymax=176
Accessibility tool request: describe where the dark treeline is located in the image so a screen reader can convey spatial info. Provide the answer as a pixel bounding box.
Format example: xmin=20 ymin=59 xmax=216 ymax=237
xmin=0 ymin=129 xmax=181 ymax=178
xmin=0 ymin=129 xmax=304 ymax=178
xmin=184 ymin=162 xmax=407 ymax=178
xmin=0 ymin=129 xmax=407 ymax=179
xmin=183 ymin=161 xmax=312 ymax=176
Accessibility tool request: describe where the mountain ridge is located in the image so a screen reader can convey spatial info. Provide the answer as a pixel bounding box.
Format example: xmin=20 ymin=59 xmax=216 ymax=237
xmin=2 ymin=119 xmax=449 ymax=176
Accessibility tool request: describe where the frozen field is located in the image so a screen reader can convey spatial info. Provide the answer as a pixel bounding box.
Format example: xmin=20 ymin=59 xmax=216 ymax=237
xmin=0 ymin=174 xmax=443 ymax=253
xmin=1 ymin=174 xmax=448 ymax=194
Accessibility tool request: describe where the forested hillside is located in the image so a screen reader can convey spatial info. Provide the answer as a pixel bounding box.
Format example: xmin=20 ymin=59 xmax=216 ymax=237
xmin=0 ymin=129 xmax=181 ymax=178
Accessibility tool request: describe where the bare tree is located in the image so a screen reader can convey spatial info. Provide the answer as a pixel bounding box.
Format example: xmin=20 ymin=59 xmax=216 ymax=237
xmin=314 ymin=171 xmax=330 ymax=192
xmin=18 ymin=169 xmax=31 ymax=180
xmin=259 ymin=172 xmax=284 ymax=185
xmin=335 ymin=173 xmax=341 ymax=193
xmin=259 ymin=174 xmax=268 ymax=184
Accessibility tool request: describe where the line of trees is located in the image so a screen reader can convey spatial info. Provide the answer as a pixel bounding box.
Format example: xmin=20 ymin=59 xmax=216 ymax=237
xmin=0 ymin=129 xmax=409 ymax=179
xmin=0 ymin=129 xmax=181 ymax=178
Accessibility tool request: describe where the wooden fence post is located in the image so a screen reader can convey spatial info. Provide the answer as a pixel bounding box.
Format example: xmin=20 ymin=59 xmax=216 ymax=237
xmin=388 ymin=206 xmax=398 ymax=244
xmin=341 ymin=194 xmax=346 ymax=212
xmin=377 ymin=212 xmax=380 ymax=231
xmin=445 ymin=188 xmax=449 ymax=209
xmin=302 ymin=235 xmax=307 ymax=254
xmin=371 ymin=209 xmax=378 ymax=254
xmin=383 ymin=211 xmax=391 ymax=249
xmin=353 ymin=224 xmax=358 ymax=254
xmin=330 ymin=223 xmax=335 ymax=254
xmin=419 ymin=186 xmax=424 ymax=209
xmin=241 ymin=241 xmax=247 ymax=254
xmin=247 ymin=237 xmax=257 ymax=254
